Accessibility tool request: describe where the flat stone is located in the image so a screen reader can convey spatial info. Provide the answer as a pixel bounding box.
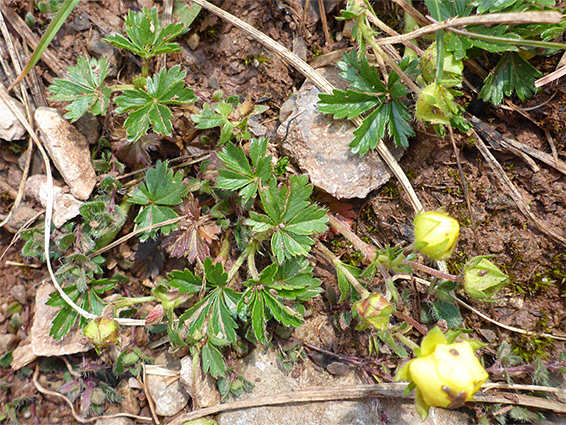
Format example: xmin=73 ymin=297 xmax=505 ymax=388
xmin=277 ymin=67 xmax=404 ymax=199
xmin=10 ymin=284 xmax=28 ymax=305
xmin=116 ymin=379 xmax=140 ymax=416
xmin=0 ymin=94 xmax=26 ymax=141
xmin=217 ymin=345 xmax=472 ymax=425
xmin=180 ymin=355 xmax=221 ymax=408
xmin=34 ymin=107 xmax=96 ymax=200
xmin=94 ymin=418 xmax=134 ymax=425
xmin=217 ymin=346 xmax=380 ymax=425
xmin=12 ymin=284 xmax=92 ymax=369
xmin=147 ymin=354 xmax=190 ymax=417
xmin=26 ymin=174 xmax=83 ymax=228
xmin=31 ymin=284 xmax=92 ymax=357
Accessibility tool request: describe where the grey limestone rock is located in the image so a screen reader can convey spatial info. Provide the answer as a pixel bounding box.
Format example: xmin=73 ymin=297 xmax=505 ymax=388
xmin=34 ymin=107 xmax=97 ymax=200
xmin=277 ymin=67 xmax=404 ymax=199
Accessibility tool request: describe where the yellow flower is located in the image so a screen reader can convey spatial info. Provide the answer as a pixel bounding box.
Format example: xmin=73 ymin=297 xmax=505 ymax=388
xmin=395 ymin=327 xmax=488 ymax=420
xmin=413 ymin=211 xmax=459 ymax=260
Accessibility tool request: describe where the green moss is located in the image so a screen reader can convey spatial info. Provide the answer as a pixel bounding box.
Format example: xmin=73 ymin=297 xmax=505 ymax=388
xmin=511 ymin=333 xmax=552 ymax=362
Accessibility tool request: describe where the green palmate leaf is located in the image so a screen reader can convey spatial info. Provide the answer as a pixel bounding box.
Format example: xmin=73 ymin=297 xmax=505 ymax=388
xmin=201 ymin=341 xmax=226 ymax=378
xmin=318 ymin=89 xmax=381 ymax=119
xmin=115 ymin=66 xmax=197 ymax=141
xmin=216 ymin=137 xmax=274 ymax=203
xmin=178 ymin=259 xmax=240 ymax=344
xmin=246 ymin=175 xmax=328 ymax=263
xmin=191 ymin=102 xmax=234 ymax=144
xmin=273 ymin=257 xmax=322 ymax=301
xmin=166 ymin=269 xmax=202 ymax=294
xmin=430 ymin=299 xmax=462 ymax=328
xmin=47 ymin=278 xmax=115 ymax=339
xmin=130 ymin=160 xmax=188 ymax=240
xmin=238 ymin=264 xmax=304 ymax=343
xmin=49 ymin=56 xmax=111 ymax=121
xmin=318 ymin=52 xmax=415 ymax=155
xmin=387 ymin=101 xmax=414 ymax=149
xmin=337 ymin=50 xmax=386 ymax=93
xmin=350 ymin=100 xmax=414 ymax=155
xmin=336 ymin=262 xmax=363 ymax=303
xmin=104 ymin=7 xmax=187 ymax=60
xmin=130 ymin=160 xmax=187 ymax=205
xmin=479 ymin=52 xmax=541 ymax=105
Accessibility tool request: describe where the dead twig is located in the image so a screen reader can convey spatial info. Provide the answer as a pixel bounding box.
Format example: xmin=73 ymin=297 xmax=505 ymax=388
xmin=447 ymin=124 xmax=479 ymax=249
xmin=374 ymin=11 xmax=563 ymax=47
xmin=167 ymin=381 xmax=566 ymax=425
xmin=0 ymin=4 xmax=68 ymax=78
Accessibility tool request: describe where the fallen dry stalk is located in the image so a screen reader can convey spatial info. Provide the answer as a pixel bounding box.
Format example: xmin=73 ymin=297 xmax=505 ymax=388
xmin=374 ymin=11 xmax=564 ymax=46
xmin=167 ymin=381 xmax=566 ymax=424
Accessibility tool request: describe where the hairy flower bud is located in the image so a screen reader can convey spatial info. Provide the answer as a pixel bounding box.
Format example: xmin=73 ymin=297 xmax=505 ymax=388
xmin=395 ymin=327 xmax=488 ymax=420
xmin=354 ymin=293 xmax=393 ymax=331
xmin=84 ymin=318 xmax=119 ymax=352
xmin=413 ymin=211 xmax=459 ymax=261
xmin=464 ymin=256 xmax=508 ymax=301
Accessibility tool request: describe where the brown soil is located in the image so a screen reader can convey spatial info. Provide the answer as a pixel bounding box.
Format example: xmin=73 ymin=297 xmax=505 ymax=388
xmin=0 ymin=1 xmax=565 ymax=424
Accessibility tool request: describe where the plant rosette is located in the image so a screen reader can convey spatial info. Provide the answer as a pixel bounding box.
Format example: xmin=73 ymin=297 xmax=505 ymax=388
xmin=413 ymin=211 xmax=459 ymax=261
xmin=464 ymin=255 xmax=509 ymax=301
xmin=395 ymin=327 xmax=488 ymax=420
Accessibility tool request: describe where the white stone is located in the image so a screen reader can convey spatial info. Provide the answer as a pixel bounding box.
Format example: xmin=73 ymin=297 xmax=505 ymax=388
xmin=34 ymin=107 xmax=96 ymax=200
xmin=25 ymin=174 xmax=83 ymax=228
xmin=0 ymin=95 xmax=26 ymax=141
xmin=180 ymin=355 xmax=221 ymax=408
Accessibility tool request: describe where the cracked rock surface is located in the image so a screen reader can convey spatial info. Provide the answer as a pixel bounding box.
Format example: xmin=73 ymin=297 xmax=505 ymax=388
xmin=35 ymin=107 xmax=97 ymax=200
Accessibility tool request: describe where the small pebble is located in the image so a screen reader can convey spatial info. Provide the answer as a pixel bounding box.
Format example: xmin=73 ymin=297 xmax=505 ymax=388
xmin=11 ymin=284 xmax=27 ymax=305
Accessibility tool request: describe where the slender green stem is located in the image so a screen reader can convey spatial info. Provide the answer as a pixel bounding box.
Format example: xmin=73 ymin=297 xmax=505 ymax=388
xmin=395 ymin=332 xmax=420 ymax=352
xmin=142 ymin=62 xmax=149 ymax=78
xmin=248 ymin=248 xmax=259 ymax=280
xmin=227 ymin=237 xmax=261 ymax=283
xmin=316 ymin=241 xmax=370 ymax=299
xmin=112 ymin=296 xmax=156 ymax=310
xmin=401 ymin=259 xmax=463 ymax=282
xmin=327 ymin=213 xmax=377 ymax=261
xmin=111 ymin=84 xmax=136 ymax=92
xmin=227 ymin=246 xmax=251 ymax=283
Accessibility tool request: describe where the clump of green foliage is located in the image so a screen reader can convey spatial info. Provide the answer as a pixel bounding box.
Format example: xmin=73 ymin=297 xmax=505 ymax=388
xmin=318 ymin=0 xmax=566 ymax=151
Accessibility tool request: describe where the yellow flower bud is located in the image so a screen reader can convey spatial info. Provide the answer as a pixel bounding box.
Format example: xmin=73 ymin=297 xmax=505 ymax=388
xmin=413 ymin=211 xmax=459 ymax=260
xmin=354 ymin=293 xmax=393 ymax=331
xmin=395 ymin=327 xmax=488 ymax=420
xmin=84 ymin=318 xmax=119 ymax=353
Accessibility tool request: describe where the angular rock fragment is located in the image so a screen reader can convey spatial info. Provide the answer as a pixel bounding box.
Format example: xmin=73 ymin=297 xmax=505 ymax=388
xmin=277 ymin=67 xmax=404 ymax=199
xmin=180 ymin=355 xmax=221 ymax=408
xmin=34 ymin=107 xmax=97 ymax=200
xmin=0 ymin=94 xmax=26 ymax=141
xmin=26 ymin=174 xmax=83 ymax=228
xmin=11 ymin=284 xmax=91 ymax=369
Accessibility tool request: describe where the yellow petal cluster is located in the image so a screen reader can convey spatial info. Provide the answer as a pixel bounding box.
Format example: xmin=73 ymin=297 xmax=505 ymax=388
xmin=413 ymin=211 xmax=459 ymax=260
xmin=395 ymin=327 xmax=488 ymax=420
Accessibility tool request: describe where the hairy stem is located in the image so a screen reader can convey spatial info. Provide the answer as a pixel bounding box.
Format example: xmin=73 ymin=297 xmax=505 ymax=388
xmin=316 ymin=241 xmax=370 ymax=299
